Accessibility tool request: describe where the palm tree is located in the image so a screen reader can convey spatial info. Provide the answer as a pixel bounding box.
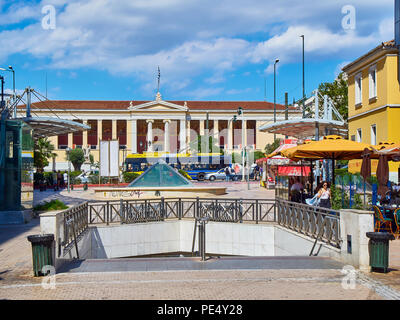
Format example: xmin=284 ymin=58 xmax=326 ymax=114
xmin=34 ymin=138 xmax=56 ymax=171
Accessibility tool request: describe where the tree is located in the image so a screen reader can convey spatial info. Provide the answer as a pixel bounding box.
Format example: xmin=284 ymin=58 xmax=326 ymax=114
xmin=67 ymin=148 xmax=85 ymax=171
xmin=264 ymin=139 xmax=281 ymax=156
xmin=34 ymin=138 xmax=56 ymax=171
xmin=189 ymin=135 xmax=223 ymax=154
xmin=318 ymin=72 xmax=348 ymax=121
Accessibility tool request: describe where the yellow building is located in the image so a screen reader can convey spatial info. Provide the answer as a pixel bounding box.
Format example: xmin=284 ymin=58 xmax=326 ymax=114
xmin=343 ymin=40 xmax=400 ymax=182
xmin=18 ymin=92 xmax=300 ymax=171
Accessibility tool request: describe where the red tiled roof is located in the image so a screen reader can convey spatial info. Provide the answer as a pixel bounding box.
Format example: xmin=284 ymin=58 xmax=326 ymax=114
xmin=20 ymin=100 xmax=292 ymax=111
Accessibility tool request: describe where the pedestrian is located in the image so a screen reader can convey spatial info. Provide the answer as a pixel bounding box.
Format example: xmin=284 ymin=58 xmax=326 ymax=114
xmin=52 ymin=170 xmax=58 ymax=191
xmin=317 ymin=181 xmax=331 ymax=209
xmin=57 ymin=170 xmax=62 ymax=189
xmin=225 ymin=166 xmax=231 ymax=182
xmin=63 ymin=171 xmax=68 ymax=188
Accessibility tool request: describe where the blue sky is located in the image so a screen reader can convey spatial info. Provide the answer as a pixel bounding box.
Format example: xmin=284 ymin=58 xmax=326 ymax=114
xmin=0 ymin=0 xmax=395 ymax=104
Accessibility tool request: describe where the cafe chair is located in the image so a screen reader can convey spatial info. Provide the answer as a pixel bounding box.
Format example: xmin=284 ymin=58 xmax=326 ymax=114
xmin=372 ymin=205 xmax=393 ymax=233
xmin=394 ymin=209 xmax=400 ymax=239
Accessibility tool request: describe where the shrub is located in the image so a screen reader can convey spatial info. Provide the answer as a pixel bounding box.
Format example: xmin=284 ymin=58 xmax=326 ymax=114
xmin=123 ymin=172 xmax=141 ymax=183
xmin=33 ymin=199 xmax=68 ymax=212
xmin=352 ymin=193 xmax=364 ymax=210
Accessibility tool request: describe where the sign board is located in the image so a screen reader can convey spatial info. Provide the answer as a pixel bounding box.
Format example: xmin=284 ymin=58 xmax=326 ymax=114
xmin=100 ymin=140 xmax=119 ymax=177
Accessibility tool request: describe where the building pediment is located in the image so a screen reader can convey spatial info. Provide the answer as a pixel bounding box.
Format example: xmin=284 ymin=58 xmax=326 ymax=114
xmin=129 ymin=93 xmax=188 ymax=112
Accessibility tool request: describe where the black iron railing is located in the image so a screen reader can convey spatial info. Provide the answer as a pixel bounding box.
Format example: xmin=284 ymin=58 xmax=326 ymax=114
xmin=87 ymin=197 xmax=276 ymax=225
xmin=276 ymin=199 xmax=341 ymax=249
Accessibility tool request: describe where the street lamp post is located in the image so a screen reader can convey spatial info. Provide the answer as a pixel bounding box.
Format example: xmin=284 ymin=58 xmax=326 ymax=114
xmin=300 ymin=35 xmax=305 ymax=118
xmin=273 ymin=59 xmax=279 ymax=141
xmin=0 ymin=66 xmax=15 ymax=117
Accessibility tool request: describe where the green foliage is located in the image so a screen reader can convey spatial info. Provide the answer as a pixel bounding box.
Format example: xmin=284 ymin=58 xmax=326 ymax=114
xmin=318 ymin=72 xmax=348 ymax=121
xmin=352 ymin=193 xmax=364 ymax=210
xmin=189 ymin=135 xmax=222 ymax=154
xmin=231 ymin=152 xmax=241 ymax=163
xmin=368 ymin=175 xmax=378 ymax=185
xmin=251 ymin=151 xmax=266 ymax=161
xmin=264 ymin=139 xmax=281 ymax=155
xmin=34 ymin=138 xmax=56 ymax=170
xmin=330 ymin=184 xmax=349 ymax=210
xmin=67 ymin=148 xmax=85 ymax=171
xmin=122 ymin=172 xmax=141 ymax=183
xmin=33 ymin=199 xmax=68 ymax=212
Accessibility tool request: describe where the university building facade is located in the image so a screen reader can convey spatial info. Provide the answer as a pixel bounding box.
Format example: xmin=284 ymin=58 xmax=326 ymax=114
xmin=21 ymin=92 xmax=299 ymax=170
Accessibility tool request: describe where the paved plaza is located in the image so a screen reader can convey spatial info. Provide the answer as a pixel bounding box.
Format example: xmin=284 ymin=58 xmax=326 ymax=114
xmin=0 ymin=182 xmax=399 ymax=300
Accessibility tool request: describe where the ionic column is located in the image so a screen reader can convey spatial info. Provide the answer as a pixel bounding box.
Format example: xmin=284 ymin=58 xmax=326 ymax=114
xmin=112 ymin=120 xmax=117 ymax=140
xmin=227 ymin=119 xmax=233 ymax=151
xmin=97 ymin=120 xmax=102 ymax=144
xmin=146 ymin=120 xmax=154 ymax=152
xmin=68 ymin=133 xmax=73 ymax=148
xmin=163 ymin=119 xmax=170 ymax=153
xmin=213 ymin=119 xmax=219 ymax=144
xmin=83 ymin=120 xmax=88 ymax=146
xmin=131 ymin=119 xmax=137 ymax=154
xmin=200 ymin=120 xmax=205 ymax=136
xmin=180 ymin=119 xmax=187 ymax=152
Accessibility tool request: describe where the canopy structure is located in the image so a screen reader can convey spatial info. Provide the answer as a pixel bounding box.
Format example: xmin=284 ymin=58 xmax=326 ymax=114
xmin=19 ymin=117 xmax=90 ymax=140
xmin=258 ymin=118 xmax=347 ymax=139
xmin=128 ymin=161 xmax=193 ymax=188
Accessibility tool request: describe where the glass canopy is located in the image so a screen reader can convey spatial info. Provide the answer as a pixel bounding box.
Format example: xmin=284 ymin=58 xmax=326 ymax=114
xmin=128 ymin=161 xmax=193 ymax=187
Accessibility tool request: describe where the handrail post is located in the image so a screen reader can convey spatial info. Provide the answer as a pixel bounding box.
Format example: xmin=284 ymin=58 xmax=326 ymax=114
xmin=196 ymin=197 xmax=200 ymax=219
xmin=106 ymin=201 xmax=109 ymax=226
xmin=161 ymin=197 xmax=165 ymax=220
xmin=255 ymin=199 xmax=259 ymax=224
xmin=178 ymin=198 xmax=182 ymax=220
xmin=120 ymin=198 xmax=124 ymax=224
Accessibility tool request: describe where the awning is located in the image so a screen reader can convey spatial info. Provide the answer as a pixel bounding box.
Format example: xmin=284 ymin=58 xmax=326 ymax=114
xmin=19 ymin=117 xmax=90 ymax=139
xmin=278 ymin=166 xmax=311 ymax=176
xmin=258 ymin=118 xmax=347 ymax=139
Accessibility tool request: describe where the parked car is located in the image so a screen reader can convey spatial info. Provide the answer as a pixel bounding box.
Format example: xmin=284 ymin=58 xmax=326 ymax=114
xmin=204 ymin=169 xmax=239 ymax=181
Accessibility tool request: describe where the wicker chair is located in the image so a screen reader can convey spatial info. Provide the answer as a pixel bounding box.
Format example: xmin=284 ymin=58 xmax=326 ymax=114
xmin=393 ymin=209 xmax=400 ymax=239
xmin=372 ymin=205 xmax=393 ymax=232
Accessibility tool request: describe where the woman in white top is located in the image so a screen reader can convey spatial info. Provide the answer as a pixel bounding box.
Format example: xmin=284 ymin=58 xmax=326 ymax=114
xmin=317 ymin=181 xmax=331 ymax=209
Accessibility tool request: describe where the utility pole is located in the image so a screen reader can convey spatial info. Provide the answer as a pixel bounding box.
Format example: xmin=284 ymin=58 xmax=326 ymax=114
xmin=274 ymin=59 xmax=279 ymax=141
xmin=301 ymin=35 xmax=305 ymax=118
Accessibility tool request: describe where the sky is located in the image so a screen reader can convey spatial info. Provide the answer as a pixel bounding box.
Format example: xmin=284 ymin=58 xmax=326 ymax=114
xmin=0 ymin=0 xmax=396 ymax=104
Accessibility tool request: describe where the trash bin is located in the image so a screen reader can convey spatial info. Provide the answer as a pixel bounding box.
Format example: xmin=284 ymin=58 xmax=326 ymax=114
xmin=366 ymin=232 xmax=395 ymax=273
xmin=27 ymin=234 xmax=54 ymax=277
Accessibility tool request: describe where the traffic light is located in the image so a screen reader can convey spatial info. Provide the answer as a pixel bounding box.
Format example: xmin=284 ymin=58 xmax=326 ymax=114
xmin=237 ymin=107 xmax=243 ymax=115
xmin=233 ymin=115 xmax=237 ymax=122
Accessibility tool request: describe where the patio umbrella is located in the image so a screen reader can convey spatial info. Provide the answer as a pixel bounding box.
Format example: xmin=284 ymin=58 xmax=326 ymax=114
xmin=360 ymin=148 xmax=373 ymax=208
xmin=280 ymin=135 xmax=373 ymax=184
xmin=360 ymin=148 xmax=373 ymax=181
xmin=376 ymin=154 xmax=389 ymax=200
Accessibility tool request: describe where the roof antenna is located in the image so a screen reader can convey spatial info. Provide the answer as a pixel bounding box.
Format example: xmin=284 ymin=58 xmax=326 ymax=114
xmin=157 ymin=66 xmax=161 ymax=93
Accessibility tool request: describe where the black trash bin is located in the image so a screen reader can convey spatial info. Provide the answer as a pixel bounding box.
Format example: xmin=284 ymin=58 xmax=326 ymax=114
xmin=27 ymin=234 xmax=55 ymax=277
xmin=366 ymin=232 xmax=395 ymax=273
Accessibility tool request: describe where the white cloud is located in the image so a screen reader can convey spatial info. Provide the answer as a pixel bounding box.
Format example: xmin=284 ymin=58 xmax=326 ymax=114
xmin=0 ymin=0 xmax=396 ymax=95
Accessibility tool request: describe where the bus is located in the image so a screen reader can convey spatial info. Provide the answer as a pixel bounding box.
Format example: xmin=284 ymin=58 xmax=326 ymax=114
xmin=124 ymin=152 xmax=232 ymax=181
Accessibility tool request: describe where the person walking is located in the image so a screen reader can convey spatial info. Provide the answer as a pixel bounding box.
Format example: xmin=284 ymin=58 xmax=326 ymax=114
xmin=317 ymin=181 xmax=331 ymax=209
xmin=225 ymin=166 xmax=231 ymax=182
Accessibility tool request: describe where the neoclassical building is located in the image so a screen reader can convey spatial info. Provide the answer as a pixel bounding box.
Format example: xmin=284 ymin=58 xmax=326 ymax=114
xmin=19 ymin=92 xmax=300 ymax=170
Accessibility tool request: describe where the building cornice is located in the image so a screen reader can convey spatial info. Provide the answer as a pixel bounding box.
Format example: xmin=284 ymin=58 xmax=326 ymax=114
xmin=348 ymin=104 xmax=400 ymax=121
